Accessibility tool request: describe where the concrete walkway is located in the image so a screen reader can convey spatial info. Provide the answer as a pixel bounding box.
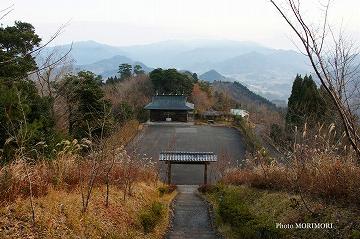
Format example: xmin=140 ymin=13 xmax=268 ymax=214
xmin=166 ymin=185 xmax=219 ymax=239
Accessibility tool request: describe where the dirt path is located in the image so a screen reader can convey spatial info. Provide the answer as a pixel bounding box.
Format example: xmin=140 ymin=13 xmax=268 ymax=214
xmin=166 ymin=185 xmax=219 ymax=239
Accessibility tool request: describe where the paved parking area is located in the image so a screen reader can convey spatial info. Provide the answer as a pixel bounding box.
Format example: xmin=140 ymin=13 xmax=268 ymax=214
xmin=128 ymin=124 xmax=246 ymax=185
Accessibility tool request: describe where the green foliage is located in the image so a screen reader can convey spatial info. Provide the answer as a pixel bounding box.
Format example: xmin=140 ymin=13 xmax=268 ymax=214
xmin=192 ymin=72 xmax=199 ymax=82
xmin=118 ymin=63 xmax=132 ymax=80
xmin=286 ymin=75 xmax=327 ymax=129
xmin=351 ymin=230 xmax=360 ymax=239
xmin=0 ymin=21 xmax=41 ymax=81
xmin=0 ymin=21 xmax=57 ymax=161
xmin=56 ymin=71 xmax=112 ymax=139
xmin=150 ymin=68 xmax=194 ymax=96
xmin=0 ymin=80 xmax=57 ymax=160
xmin=135 ymin=107 xmax=149 ymax=123
xmin=210 ymin=186 xmax=283 ymax=239
xmin=106 ymin=75 xmax=120 ymax=84
xmin=112 ymin=98 xmax=150 ymax=124
xmin=133 ymin=64 xmax=145 ymax=75
xmin=139 ymin=202 xmax=164 ymax=234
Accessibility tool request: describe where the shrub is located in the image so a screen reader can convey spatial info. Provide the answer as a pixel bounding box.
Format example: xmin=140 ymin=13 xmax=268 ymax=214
xmin=198 ymin=184 xmax=216 ymax=193
xmin=136 ymin=107 xmax=149 ymax=123
xmin=113 ymin=101 xmax=134 ymax=123
xmin=139 ymin=202 xmax=164 ymax=234
xmin=351 ymin=230 xmax=360 ymax=239
xmin=212 ymin=186 xmax=282 ymax=239
xmin=218 ymin=191 xmax=253 ymax=228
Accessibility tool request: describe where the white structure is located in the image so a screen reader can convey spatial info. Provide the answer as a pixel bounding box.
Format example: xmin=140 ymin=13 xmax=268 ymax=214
xmin=230 ymin=109 xmax=249 ymax=118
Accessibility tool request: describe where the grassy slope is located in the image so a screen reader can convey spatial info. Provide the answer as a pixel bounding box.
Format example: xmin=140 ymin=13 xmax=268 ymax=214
xmin=0 ymin=182 xmax=176 ymax=239
xmin=205 ymin=185 xmax=360 ymax=239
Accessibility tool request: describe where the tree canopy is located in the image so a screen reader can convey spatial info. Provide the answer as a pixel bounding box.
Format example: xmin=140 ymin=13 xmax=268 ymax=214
xmin=0 ymin=21 xmax=56 ymax=160
xmin=149 ymin=68 xmax=194 ymax=96
xmin=118 ymin=63 xmax=132 ymax=80
xmin=0 ymin=21 xmax=41 ymax=82
xmin=56 ymin=71 xmax=111 ymax=140
xmin=286 ymin=74 xmax=327 ymax=129
xmin=133 ymin=64 xmax=145 ymax=75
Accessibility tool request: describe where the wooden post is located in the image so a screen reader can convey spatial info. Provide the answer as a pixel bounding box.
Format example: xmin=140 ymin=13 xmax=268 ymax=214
xmin=204 ymin=163 xmax=208 ymax=185
xmin=167 ymin=162 xmax=172 ymax=185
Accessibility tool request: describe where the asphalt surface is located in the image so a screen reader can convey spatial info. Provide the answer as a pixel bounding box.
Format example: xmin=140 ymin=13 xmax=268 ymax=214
xmin=129 ymin=124 xmax=246 ymax=185
xmin=165 ymin=185 xmax=219 ymax=239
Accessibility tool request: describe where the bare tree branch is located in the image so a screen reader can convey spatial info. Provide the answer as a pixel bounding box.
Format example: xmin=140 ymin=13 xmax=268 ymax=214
xmin=270 ymin=0 xmax=360 ymax=159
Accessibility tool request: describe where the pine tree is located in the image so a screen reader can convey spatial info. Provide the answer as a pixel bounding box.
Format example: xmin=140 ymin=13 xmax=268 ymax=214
xmin=118 ymin=64 xmax=132 ymax=80
xmin=133 ymin=64 xmax=145 ymax=75
xmin=0 ymin=21 xmax=55 ymax=160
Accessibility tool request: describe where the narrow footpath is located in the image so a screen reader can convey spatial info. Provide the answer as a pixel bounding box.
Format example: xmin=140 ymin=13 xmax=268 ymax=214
xmin=165 ymin=185 xmax=219 ymax=239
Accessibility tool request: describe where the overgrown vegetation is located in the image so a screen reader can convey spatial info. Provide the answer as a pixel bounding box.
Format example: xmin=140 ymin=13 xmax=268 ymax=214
xmin=233 ymin=117 xmax=262 ymax=153
xmin=0 ymin=182 xmax=175 ymax=238
xmin=139 ymin=201 xmax=165 ymax=234
xmin=224 ymin=123 xmax=360 ymax=205
xmin=158 ymin=184 xmax=177 ymax=197
xmin=0 ymin=18 xmax=181 ymax=238
xmin=203 ymin=184 xmax=360 ymax=239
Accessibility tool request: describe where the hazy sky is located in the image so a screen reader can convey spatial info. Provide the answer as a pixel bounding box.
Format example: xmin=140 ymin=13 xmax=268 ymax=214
xmin=2 ymin=0 xmax=360 ymax=49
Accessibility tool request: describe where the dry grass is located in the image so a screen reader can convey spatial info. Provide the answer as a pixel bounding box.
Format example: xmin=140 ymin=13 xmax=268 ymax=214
xmin=0 ymin=120 xmax=145 ymax=205
xmin=224 ymin=155 xmax=360 ymax=204
xmin=0 ymin=119 xmax=176 ymax=238
xmin=0 ymin=182 xmax=176 ymax=239
xmin=223 ymin=124 xmax=360 ymax=206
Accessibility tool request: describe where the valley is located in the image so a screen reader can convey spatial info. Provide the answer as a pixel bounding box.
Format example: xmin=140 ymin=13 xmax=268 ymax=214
xmin=47 ymin=39 xmax=311 ymax=101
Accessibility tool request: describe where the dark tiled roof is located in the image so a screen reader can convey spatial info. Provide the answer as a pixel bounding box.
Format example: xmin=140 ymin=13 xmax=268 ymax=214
xmin=159 ymin=151 xmax=217 ymax=162
xmin=145 ymin=95 xmax=194 ymax=110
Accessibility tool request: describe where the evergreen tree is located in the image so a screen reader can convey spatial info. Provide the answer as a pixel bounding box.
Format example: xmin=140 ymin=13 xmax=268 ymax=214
xmin=118 ymin=63 xmax=132 ymax=80
xmin=133 ymin=64 xmax=145 ymax=75
xmin=106 ymin=75 xmax=119 ymax=84
xmin=0 ymin=21 xmax=55 ymax=160
xmin=56 ymin=71 xmax=112 ymax=139
xmin=286 ymin=74 xmax=327 ymax=129
xmin=149 ymin=68 xmax=194 ymax=96
xmin=0 ymin=21 xmax=41 ymax=82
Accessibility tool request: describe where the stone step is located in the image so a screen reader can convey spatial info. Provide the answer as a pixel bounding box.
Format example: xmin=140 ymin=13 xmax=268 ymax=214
xmin=165 ymin=185 xmax=219 ymax=239
xmin=167 ymin=231 xmax=218 ymax=239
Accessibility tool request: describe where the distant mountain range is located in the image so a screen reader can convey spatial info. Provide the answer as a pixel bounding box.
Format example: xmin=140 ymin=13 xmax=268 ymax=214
xmin=44 ymin=39 xmax=312 ymax=101
xmin=76 ymin=55 xmax=153 ymax=78
xmin=200 ymin=70 xmax=282 ymax=108
xmin=213 ymin=81 xmax=277 ymax=110
xmin=199 ymin=70 xmax=227 ymax=82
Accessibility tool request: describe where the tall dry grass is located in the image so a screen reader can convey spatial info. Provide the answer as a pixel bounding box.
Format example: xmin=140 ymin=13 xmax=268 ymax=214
xmin=0 ymin=120 xmax=156 ymax=206
xmin=223 ymin=123 xmax=360 ymax=205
